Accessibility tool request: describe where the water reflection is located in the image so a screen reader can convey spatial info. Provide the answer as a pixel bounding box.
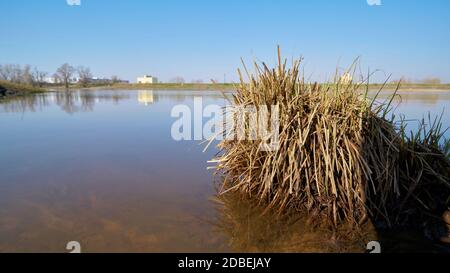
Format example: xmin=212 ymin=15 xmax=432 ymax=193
xmin=212 ymin=190 xmax=450 ymax=253
xmin=0 ymin=94 xmax=51 ymax=113
xmin=0 ymin=90 xmax=229 ymax=252
xmin=138 ymin=90 xmax=156 ymax=106
xmin=211 ymin=190 xmax=376 ymax=253
xmin=0 ymin=89 xmax=448 ymax=253
xmin=55 ymin=91 xmax=82 ymax=114
xmin=0 ymin=90 xmax=229 ymax=114
xmin=372 ymin=90 xmax=450 ymax=106
xmin=0 ymin=91 xmax=131 ymax=114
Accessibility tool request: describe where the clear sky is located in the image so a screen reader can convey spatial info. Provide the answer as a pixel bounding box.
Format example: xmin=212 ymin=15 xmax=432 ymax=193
xmin=0 ymin=0 xmax=449 ymax=83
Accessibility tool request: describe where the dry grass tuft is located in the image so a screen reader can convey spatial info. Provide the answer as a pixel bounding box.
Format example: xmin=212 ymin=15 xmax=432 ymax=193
xmin=211 ymin=47 xmax=450 ymax=229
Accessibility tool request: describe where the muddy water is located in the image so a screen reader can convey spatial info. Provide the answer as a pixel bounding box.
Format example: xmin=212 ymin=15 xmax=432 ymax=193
xmin=0 ymin=90 xmax=448 ymax=252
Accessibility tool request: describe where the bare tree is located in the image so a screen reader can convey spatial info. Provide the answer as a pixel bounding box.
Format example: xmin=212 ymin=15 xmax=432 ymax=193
xmin=170 ymin=76 xmax=185 ymax=84
xmin=77 ymin=66 xmax=92 ymax=87
xmin=0 ymin=64 xmax=37 ymax=85
xmin=22 ymin=65 xmax=33 ymax=85
xmin=11 ymin=64 xmax=23 ymax=83
xmin=56 ymin=63 xmax=75 ymax=89
xmin=52 ymin=73 xmax=60 ymax=84
xmin=423 ymin=77 xmax=441 ymax=85
xmin=0 ymin=65 xmax=7 ymax=80
xmin=31 ymin=68 xmax=48 ymax=87
xmin=111 ymin=75 xmax=121 ymax=84
xmin=191 ymin=79 xmax=204 ymax=84
xmin=0 ymin=64 xmax=21 ymax=82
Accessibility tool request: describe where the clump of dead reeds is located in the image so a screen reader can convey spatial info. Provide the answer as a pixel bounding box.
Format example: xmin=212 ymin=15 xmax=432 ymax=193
xmin=211 ymin=47 xmax=450 ymax=229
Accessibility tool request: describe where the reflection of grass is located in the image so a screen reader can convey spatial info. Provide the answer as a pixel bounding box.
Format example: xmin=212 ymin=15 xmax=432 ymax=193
xmin=211 ymin=190 xmax=377 ymax=253
xmin=213 ymin=190 xmax=449 ymax=252
xmin=211 ymin=47 xmax=450 ymax=232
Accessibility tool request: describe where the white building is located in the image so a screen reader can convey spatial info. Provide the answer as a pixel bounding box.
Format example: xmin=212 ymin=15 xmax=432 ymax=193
xmin=43 ymin=77 xmax=58 ymax=84
xmin=137 ymin=75 xmax=158 ymax=84
xmin=43 ymin=76 xmax=79 ymax=84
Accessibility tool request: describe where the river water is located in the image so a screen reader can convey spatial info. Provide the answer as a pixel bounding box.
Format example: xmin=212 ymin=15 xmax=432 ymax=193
xmin=0 ymin=90 xmax=449 ymax=252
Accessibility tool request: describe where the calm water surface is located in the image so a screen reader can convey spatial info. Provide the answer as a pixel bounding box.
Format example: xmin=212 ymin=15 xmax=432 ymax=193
xmin=0 ymin=90 xmax=449 ymax=252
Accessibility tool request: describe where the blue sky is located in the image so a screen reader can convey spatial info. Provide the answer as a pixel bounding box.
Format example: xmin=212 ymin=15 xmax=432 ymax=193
xmin=0 ymin=0 xmax=449 ymax=83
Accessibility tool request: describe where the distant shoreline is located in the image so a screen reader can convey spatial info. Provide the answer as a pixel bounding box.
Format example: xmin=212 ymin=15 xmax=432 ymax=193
xmin=0 ymin=81 xmax=46 ymax=100
xmin=2 ymin=82 xmax=450 ymax=100
xmin=52 ymin=83 xmax=450 ymax=92
xmin=50 ymin=83 xmax=238 ymax=92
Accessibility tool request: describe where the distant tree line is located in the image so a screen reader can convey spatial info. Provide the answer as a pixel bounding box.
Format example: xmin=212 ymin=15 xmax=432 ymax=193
xmin=0 ymin=63 xmax=126 ymax=89
xmin=390 ymin=76 xmax=443 ymax=85
xmin=0 ymin=64 xmax=48 ymax=87
xmin=169 ymin=76 xmax=185 ymax=84
xmin=422 ymin=77 xmax=441 ymax=85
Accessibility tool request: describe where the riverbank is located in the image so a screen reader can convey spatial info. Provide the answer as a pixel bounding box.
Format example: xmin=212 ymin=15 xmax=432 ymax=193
xmin=50 ymin=83 xmax=237 ymax=91
xmin=2 ymin=82 xmax=449 ymax=99
xmin=47 ymin=82 xmax=450 ymax=92
xmin=0 ymin=81 xmax=47 ymax=99
xmin=370 ymin=83 xmax=450 ymax=92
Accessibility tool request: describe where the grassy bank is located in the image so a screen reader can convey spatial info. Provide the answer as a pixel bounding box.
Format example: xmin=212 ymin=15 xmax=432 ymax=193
xmin=370 ymin=83 xmax=450 ymax=91
xmin=49 ymin=82 xmax=238 ymax=91
xmin=110 ymin=82 xmax=237 ymax=91
xmin=0 ymin=81 xmax=47 ymax=99
xmin=48 ymin=82 xmax=450 ymax=92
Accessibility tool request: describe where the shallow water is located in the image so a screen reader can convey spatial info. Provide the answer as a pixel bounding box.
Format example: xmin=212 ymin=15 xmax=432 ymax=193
xmin=375 ymin=90 xmax=450 ymax=135
xmin=0 ymin=89 xmax=449 ymax=253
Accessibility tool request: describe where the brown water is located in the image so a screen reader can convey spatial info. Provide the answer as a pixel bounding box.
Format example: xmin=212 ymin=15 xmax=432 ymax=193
xmin=0 ymin=90 xmax=449 ymax=253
